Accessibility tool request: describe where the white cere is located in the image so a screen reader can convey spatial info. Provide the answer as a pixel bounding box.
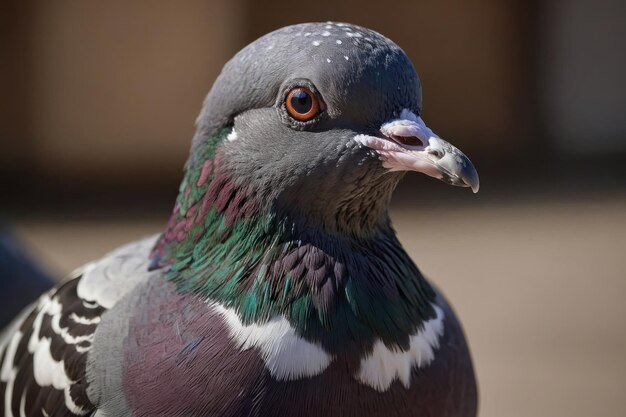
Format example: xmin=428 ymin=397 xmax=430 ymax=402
xmin=336 ymin=39 xmax=342 ymax=45
xmin=325 ymin=25 xmax=333 ymax=29
xmin=312 ymin=40 xmax=321 ymax=46
xmin=326 ymin=58 xmax=331 ymax=63
xmin=344 ymin=55 xmax=349 ymax=60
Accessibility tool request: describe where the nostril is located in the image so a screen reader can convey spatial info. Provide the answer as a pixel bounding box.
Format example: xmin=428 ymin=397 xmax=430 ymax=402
xmin=428 ymin=148 xmax=444 ymax=158
xmin=392 ymin=135 xmax=424 ymax=148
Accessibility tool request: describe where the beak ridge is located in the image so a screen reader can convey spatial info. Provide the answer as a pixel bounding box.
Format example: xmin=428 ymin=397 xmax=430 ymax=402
xmin=427 ymin=137 xmax=480 ymax=193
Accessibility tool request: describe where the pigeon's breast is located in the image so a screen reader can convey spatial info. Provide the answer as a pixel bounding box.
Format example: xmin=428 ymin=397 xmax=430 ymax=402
xmin=120 ymin=279 xmax=477 ymax=417
xmin=121 ymin=278 xmax=267 ymax=416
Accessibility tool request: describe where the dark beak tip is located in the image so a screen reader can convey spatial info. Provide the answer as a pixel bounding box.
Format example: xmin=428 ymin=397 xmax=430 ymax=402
xmin=462 ymin=161 xmax=480 ymax=194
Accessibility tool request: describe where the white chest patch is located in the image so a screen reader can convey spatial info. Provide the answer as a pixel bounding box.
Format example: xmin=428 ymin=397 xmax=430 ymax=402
xmin=210 ymin=303 xmax=333 ymax=380
xmin=355 ymin=304 xmax=445 ymax=391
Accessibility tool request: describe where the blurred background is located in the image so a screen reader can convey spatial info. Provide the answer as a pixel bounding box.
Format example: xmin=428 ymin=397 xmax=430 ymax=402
xmin=1 ymin=1 xmax=625 ymax=416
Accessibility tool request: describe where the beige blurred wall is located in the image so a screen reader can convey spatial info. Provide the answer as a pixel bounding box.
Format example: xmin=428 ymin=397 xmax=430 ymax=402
xmin=2 ymin=0 xmax=245 ymax=182
xmin=2 ymin=1 xmax=535 ymax=186
xmin=540 ymin=0 xmax=626 ymax=154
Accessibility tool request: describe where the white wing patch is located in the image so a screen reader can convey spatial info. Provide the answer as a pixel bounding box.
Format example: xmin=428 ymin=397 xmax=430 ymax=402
xmin=28 ymin=295 xmax=88 ymax=415
xmin=0 ymin=235 xmax=158 ymax=417
xmin=211 ymin=303 xmax=333 ymax=380
xmin=0 ymin=291 xmax=89 ymax=416
xmin=1 ymin=332 xmax=21 ymax=417
xmin=355 ymin=304 xmax=445 ymax=391
xmin=0 ymin=332 xmax=21 ymax=382
xmin=3 ymin=368 xmax=17 ymax=417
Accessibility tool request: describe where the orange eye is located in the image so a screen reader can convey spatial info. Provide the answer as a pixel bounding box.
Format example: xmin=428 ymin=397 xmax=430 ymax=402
xmin=285 ymin=87 xmax=320 ymax=121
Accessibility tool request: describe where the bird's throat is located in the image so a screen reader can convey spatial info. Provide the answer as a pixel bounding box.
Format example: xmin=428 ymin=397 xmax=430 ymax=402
xmin=150 ymin=129 xmax=437 ymax=351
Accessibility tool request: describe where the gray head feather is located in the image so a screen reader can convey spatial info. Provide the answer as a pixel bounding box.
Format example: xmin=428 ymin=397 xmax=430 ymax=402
xmin=189 ymin=22 xmax=426 ymax=235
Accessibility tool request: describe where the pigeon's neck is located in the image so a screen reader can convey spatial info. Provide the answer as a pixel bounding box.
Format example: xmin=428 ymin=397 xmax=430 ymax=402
xmin=151 ymin=129 xmax=437 ymax=351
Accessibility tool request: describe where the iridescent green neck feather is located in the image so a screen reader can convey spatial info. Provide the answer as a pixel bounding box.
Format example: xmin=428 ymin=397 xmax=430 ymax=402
xmin=151 ymin=129 xmax=436 ymax=352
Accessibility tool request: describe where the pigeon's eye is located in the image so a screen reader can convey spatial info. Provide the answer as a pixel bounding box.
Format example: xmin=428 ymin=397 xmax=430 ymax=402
xmin=285 ymin=87 xmax=320 ymax=121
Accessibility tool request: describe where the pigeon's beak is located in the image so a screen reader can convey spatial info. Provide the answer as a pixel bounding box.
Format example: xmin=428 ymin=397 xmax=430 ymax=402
xmin=355 ymin=110 xmax=479 ymax=193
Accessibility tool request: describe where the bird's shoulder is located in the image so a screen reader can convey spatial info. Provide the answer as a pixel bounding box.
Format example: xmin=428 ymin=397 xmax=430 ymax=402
xmin=0 ymin=235 xmax=159 ymax=417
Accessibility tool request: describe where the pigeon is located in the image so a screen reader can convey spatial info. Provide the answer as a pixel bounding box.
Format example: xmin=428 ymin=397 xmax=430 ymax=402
xmin=0 ymin=22 xmax=479 ymax=417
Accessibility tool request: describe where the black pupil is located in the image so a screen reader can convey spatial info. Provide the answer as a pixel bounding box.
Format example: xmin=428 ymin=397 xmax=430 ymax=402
xmin=290 ymin=90 xmax=313 ymax=114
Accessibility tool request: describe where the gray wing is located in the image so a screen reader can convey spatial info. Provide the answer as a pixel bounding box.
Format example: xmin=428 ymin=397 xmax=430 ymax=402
xmin=0 ymin=236 xmax=158 ymax=417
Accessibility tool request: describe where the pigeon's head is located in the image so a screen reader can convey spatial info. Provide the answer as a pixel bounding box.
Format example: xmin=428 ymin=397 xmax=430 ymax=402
xmin=191 ymin=22 xmax=479 ymax=235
